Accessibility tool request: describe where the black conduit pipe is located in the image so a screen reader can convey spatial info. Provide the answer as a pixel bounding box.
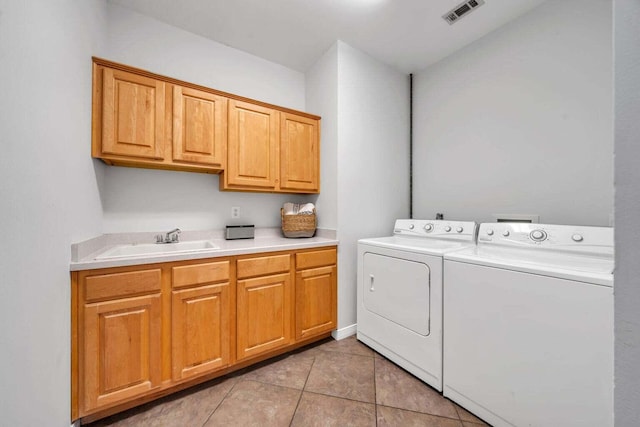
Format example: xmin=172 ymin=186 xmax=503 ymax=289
xmin=409 ymin=73 xmax=413 ymax=219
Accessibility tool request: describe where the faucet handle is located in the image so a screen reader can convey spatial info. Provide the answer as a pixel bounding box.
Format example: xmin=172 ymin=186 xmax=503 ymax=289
xmin=155 ymin=234 xmax=164 ymax=243
xmin=171 ymin=233 xmax=179 ymax=242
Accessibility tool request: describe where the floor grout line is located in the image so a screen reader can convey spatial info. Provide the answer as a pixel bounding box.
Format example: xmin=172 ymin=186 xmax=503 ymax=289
xmin=199 ymin=378 xmax=240 ymax=427
xmin=318 ymin=349 xmax=376 ymax=358
xmin=376 ymin=404 xmax=468 ymax=423
xmin=288 ymin=354 xmax=317 ymax=426
xmin=241 ymin=377 xmax=309 ymax=392
xmin=374 ymin=356 xmax=379 ymax=427
xmin=301 ymin=389 xmax=376 ymax=406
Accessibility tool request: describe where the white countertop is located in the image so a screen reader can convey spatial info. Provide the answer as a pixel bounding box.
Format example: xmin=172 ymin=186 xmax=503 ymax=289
xmin=71 ymin=228 xmax=338 ymax=271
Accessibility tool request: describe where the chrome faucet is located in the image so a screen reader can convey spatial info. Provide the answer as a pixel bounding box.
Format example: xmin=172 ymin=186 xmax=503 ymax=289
xmin=155 ymin=228 xmax=181 ymax=244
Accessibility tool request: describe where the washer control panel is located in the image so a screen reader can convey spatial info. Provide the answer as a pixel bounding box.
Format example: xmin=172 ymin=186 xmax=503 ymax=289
xmin=394 ymin=219 xmax=477 ymax=241
xmin=529 ymin=229 xmax=548 ymax=242
xmin=478 ymin=223 xmax=613 ymax=255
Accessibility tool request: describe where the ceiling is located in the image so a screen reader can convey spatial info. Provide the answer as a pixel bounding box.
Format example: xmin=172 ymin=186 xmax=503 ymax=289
xmin=110 ymin=0 xmax=548 ymax=73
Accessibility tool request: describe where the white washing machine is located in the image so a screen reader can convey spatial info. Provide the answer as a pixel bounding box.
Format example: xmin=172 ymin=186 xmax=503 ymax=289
xmin=357 ymin=219 xmax=477 ymax=391
xmin=443 ymin=223 xmax=614 ymax=427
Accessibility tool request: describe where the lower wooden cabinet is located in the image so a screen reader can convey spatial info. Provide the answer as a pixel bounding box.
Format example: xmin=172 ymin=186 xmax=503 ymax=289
xmin=296 ymin=265 xmax=337 ymax=339
xmin=171 ymin=283 xmax=230 ymax=381
xmin=72 ymin=246 xmax=337 ymax=423
xmin=170 ymin=260 xmax=232 ymax=381
xmin=295 ymin=249 xmax=337 ymax=340
xmin=83 ymin=293 xmax=162 ymax=412
xmin=237 ymin=273 xmax=292 ymax=360
xmin=236 ymin=253 xmax=292 ymax=360
xmin=79 ymin=268 xmax=163 ymax=413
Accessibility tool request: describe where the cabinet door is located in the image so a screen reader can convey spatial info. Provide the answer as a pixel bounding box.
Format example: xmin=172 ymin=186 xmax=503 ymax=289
xmin=296 ymin=265 xmax=337 ymax=340
xmin=172 ymin=283 xmax=231 ymax=381
xmin=82 ymin=294 xmax=162 ymax=412
xmin=226 ymin=100 xmax=279 ymax=189
xmin=237 ymin=273 xmax=291 ymax=360
xmin=173 ymin=86 xmax=227 ymax=167
xmin=101 ymin=68 xmax=165 ymax=160
xmin=280 ymin=112 xmax=319 ymax=192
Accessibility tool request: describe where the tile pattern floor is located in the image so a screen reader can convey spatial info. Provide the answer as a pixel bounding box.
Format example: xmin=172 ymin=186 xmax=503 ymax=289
xmin=88 ymin=336 xmax=490 ymax=427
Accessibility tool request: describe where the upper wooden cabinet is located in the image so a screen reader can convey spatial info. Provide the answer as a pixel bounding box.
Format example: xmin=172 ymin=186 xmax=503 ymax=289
xmin=92 ymin=58 xmax=320 ymax=193
xmin=93 ymin=61 xmax=225 ymax=173
xmin=100 ymin=68 xmax=166 ymax=160
xmin=172 ymin=87 xmax=227 ymax=168
xmin=280 ymin=112 xmax=320 ymax=192
xmin=225 ymin=100 xmax=279 ymax=190
xmin=221 ymin=107 xmax=320 ymax=194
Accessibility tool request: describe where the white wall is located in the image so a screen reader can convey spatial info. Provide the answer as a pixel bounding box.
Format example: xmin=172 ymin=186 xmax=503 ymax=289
xmin=614 ymin=0 xmax=640 ymax=425
xmin=306 ymin=41 xmax=410 ymax=331
xmin=305 ymin=44 xmax=339 ymax=230
xmin=336 ymin=42 xmax=410 ymax=329
xmin=413 ymin=0 xmax=613 ymax=226
xmin=0 ymin=1 xmax=107 ymax=425
xmin=100 ymin=3 xmax=310 ymax=233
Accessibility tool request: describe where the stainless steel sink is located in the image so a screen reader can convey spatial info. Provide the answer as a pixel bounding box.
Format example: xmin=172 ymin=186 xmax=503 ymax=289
xmin=95 ymin=240 xmax=218 ymax=260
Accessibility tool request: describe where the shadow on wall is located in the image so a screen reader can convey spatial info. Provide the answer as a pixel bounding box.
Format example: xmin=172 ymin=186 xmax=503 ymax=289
xmin=99 ymin=165 xmax=313 ymax=233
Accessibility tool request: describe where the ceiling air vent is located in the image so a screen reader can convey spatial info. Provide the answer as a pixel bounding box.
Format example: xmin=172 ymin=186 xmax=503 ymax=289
xmin=443 ymin=0 xmax=485 ymax=25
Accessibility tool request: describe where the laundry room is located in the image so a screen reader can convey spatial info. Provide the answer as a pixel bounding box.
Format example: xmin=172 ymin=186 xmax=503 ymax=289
xmin=2 ymin=0 xmax=639 ymax=426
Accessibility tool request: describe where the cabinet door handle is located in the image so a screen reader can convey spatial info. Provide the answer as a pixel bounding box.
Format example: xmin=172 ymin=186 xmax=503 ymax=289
xmin=369 ymin=274 xmax=375 ymax=291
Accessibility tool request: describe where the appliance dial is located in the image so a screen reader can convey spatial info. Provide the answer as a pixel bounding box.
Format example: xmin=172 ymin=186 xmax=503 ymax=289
xmin=424 ymin=223 xmax=434 ymax=232
xmin=444 ymin=226 xmax=452 ymax=232
xmin=572 ymin=234 xmax=584 ymax=242
xmin=486 ymin=229 xmax=494 ymax=236
xmin=502 ymin=230 xmax=510 ymax=237
xmin=530 ymin=229 xmax=547 ymax=242
xmin=456 ymin=227 xmax=463 ymax=233
xmin=409 ymin=224 xmax=414 ymax=230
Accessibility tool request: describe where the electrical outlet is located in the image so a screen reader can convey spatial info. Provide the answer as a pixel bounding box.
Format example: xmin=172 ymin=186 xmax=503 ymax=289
xmin=231 ymin=207 xmax=240 ymax=218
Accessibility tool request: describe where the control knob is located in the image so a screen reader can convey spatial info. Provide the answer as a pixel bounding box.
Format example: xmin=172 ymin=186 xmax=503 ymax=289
xmin=486 ymin=229 xmax=494 ymax=236
xmin=530 ymin=229 xmax=547 ymax=242
xmin=572 ymin=234 xmax=584 ymax=242
xmin=424 ymin=223 xmax=434 ymax=232
xmin=456 ymin=227 xmax=463 ymax=233
xmin=409 ymin=224 xmax=414 ymax=230
xmin=502 ymin=230 xmax=510 ymax=237
xmin=444 ymin=226 xmax=452 ymax=232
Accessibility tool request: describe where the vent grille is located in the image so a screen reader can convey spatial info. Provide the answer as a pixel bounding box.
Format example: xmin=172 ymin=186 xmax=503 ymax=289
xmin=443 ymin=0 xmax=485 ymax=25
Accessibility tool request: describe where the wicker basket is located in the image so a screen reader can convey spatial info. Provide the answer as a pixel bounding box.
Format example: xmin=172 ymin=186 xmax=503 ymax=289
xmin=281 ymin=208 xmax=317 ymax=238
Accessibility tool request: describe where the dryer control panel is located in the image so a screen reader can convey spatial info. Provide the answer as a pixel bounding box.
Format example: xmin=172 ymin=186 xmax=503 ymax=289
xmin=477 ymin=222 xmax=613 ymax=256
xmin=394 ymin=219 xmax=477 ymax=242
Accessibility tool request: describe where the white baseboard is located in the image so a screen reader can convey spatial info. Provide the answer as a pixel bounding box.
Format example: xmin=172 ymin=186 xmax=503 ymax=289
xmin=71 ymin=420 xmax=81 ymax=427
xmin=331 ymin=323 xmax=357 ymax=340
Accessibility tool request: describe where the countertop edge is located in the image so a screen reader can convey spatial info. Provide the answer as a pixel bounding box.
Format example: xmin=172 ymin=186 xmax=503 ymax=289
xmin=70 ymin=238 xmax=339 ymax=271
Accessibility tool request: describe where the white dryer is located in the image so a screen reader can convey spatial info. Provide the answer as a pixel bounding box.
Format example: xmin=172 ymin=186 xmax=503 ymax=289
xmin=443 ymin=223 xmax=614 ymax=427
xmin=357 ymin=219 xmax=477 ymax=391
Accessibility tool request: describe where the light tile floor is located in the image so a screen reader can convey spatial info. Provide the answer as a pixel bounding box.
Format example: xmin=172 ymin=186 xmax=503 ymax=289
xmin=88 ymin=336 xmax=489 ymax=427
